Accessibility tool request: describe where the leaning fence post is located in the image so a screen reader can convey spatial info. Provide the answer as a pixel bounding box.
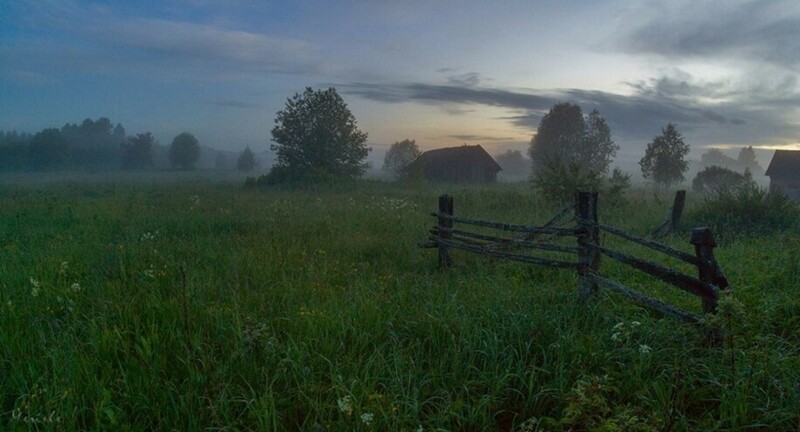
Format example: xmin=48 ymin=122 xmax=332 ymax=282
xmin=690 ymin=227 xmax=725 ymax=313
xmin=576 ymin=191 xmax=600 ymax=300
xmin=671 ymin=190 xmax=686 ymax=231
xmin=438 ymin=194 xmax=454 ymax=269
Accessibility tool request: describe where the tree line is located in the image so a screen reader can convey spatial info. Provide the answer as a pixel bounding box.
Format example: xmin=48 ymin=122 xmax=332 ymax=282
xmin=0 ymin=118 xmax=259 ymax=172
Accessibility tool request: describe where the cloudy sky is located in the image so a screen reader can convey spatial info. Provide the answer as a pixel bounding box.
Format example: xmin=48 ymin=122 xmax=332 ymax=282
xmin=2 ymin=0 xmax=799 ymax=167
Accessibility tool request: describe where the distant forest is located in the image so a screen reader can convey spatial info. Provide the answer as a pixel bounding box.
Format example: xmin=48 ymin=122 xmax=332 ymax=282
xmin=0 ymin=118 xmax=251 ymax=172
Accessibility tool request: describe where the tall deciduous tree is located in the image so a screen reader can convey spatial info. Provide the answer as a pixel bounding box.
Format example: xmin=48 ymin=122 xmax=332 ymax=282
xmin=169 ymin=132 xmax=200 ymax=170
xmin=640 ymin=123 xmax=690 ymax=188
xmin=529 ymin=104 xmax=617 ymax=175
xmin=237 ymin=146 xmax=258 ymax=171
xmin=270 ymin=87 xmax=370 ymax=178
xmin=528 ymin=103 xmax=618 ymax=200
xmin=122 ymin=132 xmax=155 ymax=169
xmin=383 ymin=138 xmax=420 ymax=179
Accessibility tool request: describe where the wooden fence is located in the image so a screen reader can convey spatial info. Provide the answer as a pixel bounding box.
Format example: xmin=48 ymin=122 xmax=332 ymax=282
xmin=423 ymin=191 xmax=729 ymax=324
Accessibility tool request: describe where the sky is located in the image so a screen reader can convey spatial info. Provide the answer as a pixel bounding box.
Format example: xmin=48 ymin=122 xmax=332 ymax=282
xmin=2 ymin=0 xmax=800 ymax=169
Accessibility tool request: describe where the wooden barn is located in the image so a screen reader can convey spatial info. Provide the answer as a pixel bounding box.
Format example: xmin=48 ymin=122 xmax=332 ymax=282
xmin=405 ymin=145 xmax=502 ymax=183
xmin=765 ymin=150 xmax=800 ymax=199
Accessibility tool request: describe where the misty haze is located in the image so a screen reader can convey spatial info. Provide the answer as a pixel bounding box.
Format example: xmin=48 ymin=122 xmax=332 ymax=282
xmin=2 ymin=1 xmax=800 ymax=430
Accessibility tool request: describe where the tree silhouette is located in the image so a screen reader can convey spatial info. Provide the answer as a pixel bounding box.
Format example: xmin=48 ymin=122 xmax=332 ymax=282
xmin=169 ymin=132 xmax=200 ymax=170
xmin=29 ymin=128 xmax=68 ymax=170
xmin=122 ymin=133 xmax=155 ymax=169
xmin=270 ymin=87 xmax=370 ymax=179
xmin=494 ymin=149 xmax=528 ymax=179
xmin=383 ymin=139 xmax=420 ymax=179
xmin=529 ymin=103 xmax=617 ymax=176
xmin=737 ymin=146 xmax=761 ymax=172
xmin=529 ymin=103 xmax=617 ymax=199
xmin=640 ymin=123 xmax=690 ymax=188
xmin=237 ymin=146 xmax=258 ymax=171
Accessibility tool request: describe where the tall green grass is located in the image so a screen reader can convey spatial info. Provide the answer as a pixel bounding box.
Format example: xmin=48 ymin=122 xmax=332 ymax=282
xmin=0 ymin=180 xmax=798 ymax=430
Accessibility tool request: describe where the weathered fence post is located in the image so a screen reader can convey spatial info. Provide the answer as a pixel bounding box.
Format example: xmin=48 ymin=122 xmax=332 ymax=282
xmin=690 ymin=227 xmax=727 ymax=313
xmin=671 ymin=190 xmax=686 ymax=231
xmin=576 ymin=191 xmax=600 ymax=300
xmin=438 ymin=194 xmax=454 ymax=269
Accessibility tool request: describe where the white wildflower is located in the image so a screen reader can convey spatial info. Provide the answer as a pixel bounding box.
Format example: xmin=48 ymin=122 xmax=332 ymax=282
xmin=416 ymin=426 xmax=424 ymax=432
xmin=638 ymin=344 xmax=652 ymax=354
xmin=611 ymin=332 xmax=622 ymax=342
xmin=142 ymin=269 xmax=155 ymax=279
xmin=360 ymin=412 xmax=374 ymax=425
xmin=60 ymin=261 xmax=69 ymax=271
xmin=30 ymin=278 xmax=40 ymax=297
xmin=631 ymin=321 xmax=641 ymax=327
xmin=337 ymin=395 xmax=353 ymax=416
xmin=612 ymin=322 xmax=625 ymax=330
xmin=71 ymin=283 xmax=82 ymax=292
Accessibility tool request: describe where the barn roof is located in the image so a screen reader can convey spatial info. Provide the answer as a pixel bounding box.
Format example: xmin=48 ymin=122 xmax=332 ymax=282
xmin=765 ymin=150 xmax=800 ymax=177
xmin=406 ymin=144 xmax=502 ymax=172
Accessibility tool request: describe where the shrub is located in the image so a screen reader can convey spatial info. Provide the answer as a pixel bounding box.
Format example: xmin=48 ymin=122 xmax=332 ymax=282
xmin=692 ymin=166 xmax=751 ymax=194
xmin=690 ymin=180 xmax=799 ymax=239
xmin=533 ymin=157 xmax=602 ymax=203
xmin=245 ymin=166 xmax=351 ymax=188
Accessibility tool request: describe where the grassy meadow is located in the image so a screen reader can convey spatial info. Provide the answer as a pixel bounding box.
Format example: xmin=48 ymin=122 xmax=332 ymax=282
xmin=1 ymin=175 xmax=799 ymax=431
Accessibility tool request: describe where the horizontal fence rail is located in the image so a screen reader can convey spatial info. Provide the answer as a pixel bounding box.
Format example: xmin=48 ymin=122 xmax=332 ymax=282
xmin=430 ymin=228 xmax=580 ymax=253
xmin=594 ymin=221 xmax=701 ymax=266
xmin=422 ymin=191 xmax=729 ymax=325
xmin=431 ymin=213 xmax=581 ymax=236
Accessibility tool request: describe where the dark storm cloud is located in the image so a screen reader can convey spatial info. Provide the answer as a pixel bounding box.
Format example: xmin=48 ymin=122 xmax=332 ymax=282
xmin=447 ymin=72 xmax=481 ymax=88
xmin=342 ymin=77 xmax=800 ymax=148
xmin=342 ymin=82 xmax=554 ymax=112
xmin=448 ymin=134 xmax=517 ymax=142
xmin=618 ymin=0 xmax=800 ymax=68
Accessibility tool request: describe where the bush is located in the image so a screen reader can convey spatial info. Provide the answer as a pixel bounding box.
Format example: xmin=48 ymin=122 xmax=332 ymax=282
xmin=692 ymin=166 xmax=751 ymax=194
xmin=246 ymin=166 xmax=352 ymax=188
xmin=533 ymin=158 xmax=602 ymax=203
xmin=534 ymin=160 xmax=630 ymax=204
xmin=690 ymin=180 xmax=799 ymax=240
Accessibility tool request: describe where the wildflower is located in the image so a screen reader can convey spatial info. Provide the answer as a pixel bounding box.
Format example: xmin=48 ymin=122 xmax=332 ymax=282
xmin=611 ymin=332 xmax=622 ymax=342
xmin=60 ymin=261 xmax=69 ymax=271
xmin=638 ymin=344 xmax=652 ymax=354
xmin=337 ymin=395 xmax=353 ymax=416
xmin=631 ymin=321 xmax=641 ymax=327
xmin=416 ymin=426 xmax=424 ymax=432
xmin=30 ymin=278 xmax=40 ymax=297
xmin=612 ymin=322 xmax=625 ymax=330
xmin=360 ymin=412 xmax=374 ymax=425
xmin=142 ymin=269 xmax=155 ymax=279
xmin=71 ymin=283 xmax=82 ymax=292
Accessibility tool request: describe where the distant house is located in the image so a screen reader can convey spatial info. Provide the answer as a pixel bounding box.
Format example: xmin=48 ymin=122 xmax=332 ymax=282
xmin=405 ymin=145 xmax=502 ymax=183
xmin=765 ymin=150 xmax=800 ymax=199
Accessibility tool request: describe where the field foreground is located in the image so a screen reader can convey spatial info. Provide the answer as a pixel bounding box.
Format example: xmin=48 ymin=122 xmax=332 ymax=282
xmin=1 ymin=179 xmax=799 ymax=431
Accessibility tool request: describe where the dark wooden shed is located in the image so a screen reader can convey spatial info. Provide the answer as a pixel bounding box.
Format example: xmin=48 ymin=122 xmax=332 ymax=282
xmin=405 ymin=145 xmax=502 ymax=183
xmin=765 ymin=150 xmax=800 ymax=199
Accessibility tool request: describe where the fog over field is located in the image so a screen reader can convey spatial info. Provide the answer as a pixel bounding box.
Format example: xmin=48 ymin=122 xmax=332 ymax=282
xmin=3 ymin=2 xmax=800 ymax=430
xmin=2 ymin=0 xmax=800 ymax=172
